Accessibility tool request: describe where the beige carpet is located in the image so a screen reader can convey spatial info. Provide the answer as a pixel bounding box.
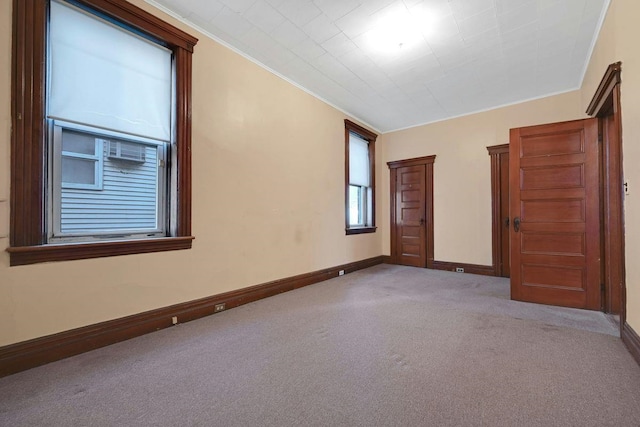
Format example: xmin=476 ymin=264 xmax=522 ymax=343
xmin=1 ymin=264 xmax=639 ymax=426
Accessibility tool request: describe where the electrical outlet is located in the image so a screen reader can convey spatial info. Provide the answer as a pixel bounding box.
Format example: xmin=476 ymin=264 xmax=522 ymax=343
xmin=214 ymin=303 xmax=226 ymax=312
xmin=338 ymin=270 xmax=345 ymax=276
xmin=171 ymin=316 xmax=178 ymax=325
xmin=455 ymin=267 xmax=464 ymax=273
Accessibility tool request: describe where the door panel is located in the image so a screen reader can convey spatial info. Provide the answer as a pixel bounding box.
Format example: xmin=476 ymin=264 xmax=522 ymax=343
xmin=521 ymin=164 xmax=583 ymax=189
xmin=522 ymin=199 xmax=585 ymax=222
xmin=521 ymin=265 xmax=584 ymax=289
xmin=510 ymin=118 xmax=601 ymax=310
xmin=402 ymin=190 xmax=421 ymax=202
xmin=395 ymin=165 xmax=426 ymax=267
xmin=520 ymin=132 xmax=583 ymax=156
xmin=521 ymin=233 xmax=585 ymax=255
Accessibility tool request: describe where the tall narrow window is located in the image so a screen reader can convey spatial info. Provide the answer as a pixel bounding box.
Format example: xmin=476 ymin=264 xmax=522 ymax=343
xmin=345 ymin=120 xmax=377 ymax=234
xmin=9 ymin=0 xmax=198 ymax=265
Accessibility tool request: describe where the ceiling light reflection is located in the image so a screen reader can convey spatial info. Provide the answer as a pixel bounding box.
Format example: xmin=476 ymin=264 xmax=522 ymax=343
xmin=366 ymin=7 xmax=436 ymax=54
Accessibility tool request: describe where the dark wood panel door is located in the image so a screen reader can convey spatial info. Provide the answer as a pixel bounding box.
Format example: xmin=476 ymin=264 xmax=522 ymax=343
xmin=510 ymin=118 xmax=601 ymax=310
xmin=388 ymin=156 xmax=435 ymax=268
xmin=395 ymin=165 xmax=427 ymax=267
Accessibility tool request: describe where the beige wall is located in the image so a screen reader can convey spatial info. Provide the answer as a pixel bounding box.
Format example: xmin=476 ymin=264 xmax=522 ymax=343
xmin=581 ymin=0 xmax=640 ymax=330
xmin=0 ymin=0 xmax=382 ymax=346
xmin=380 ymin=91 xmax=585 ymax=265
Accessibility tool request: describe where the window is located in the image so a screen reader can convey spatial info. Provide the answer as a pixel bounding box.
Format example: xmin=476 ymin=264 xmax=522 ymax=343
xmin=9 ymin=0 xmax=198 ymax=266
xmin=345 ymin=119 xmax=377 ymax=234
xmin=348 ymin=134 xmax=370 ymax=227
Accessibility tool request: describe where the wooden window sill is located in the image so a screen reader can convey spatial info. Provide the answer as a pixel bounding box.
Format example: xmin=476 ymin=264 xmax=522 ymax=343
xmin=7 ymin=236 xmax=194 ymax=266
xmin=346 ymin=227 xmax=377 ymax=235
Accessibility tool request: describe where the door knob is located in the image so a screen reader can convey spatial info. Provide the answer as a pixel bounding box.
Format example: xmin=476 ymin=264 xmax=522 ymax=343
xmin=513 ymin=217 xmax=520 ymax=232
xmin=419 ymin=218 xmax=425 ymax=226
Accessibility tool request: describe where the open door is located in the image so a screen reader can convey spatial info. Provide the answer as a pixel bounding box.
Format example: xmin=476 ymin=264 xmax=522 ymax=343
xmin=510 ymin=118 xmax=601 ymax=310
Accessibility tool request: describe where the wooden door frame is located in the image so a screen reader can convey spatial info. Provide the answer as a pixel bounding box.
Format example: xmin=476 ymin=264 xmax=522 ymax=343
xmin=487 ymin=144 xmax=510 ymax=277
xmin=586 ymin=62 xmax=625 ymax=322
xmin=388 ymin=155 xmax=436 ymax=267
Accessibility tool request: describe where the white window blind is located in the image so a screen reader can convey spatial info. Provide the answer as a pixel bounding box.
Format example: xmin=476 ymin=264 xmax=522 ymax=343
xmin=49 ymin=0 xmax=172 ymax=142
xmin=349 ymin=133 xmax=370 ymax=187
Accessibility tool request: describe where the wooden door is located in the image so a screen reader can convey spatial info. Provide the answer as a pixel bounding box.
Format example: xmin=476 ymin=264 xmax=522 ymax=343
xmin=388 ymin=156 xmax=435 ymax=268
xmin=395 ymin=164 xmax=426 ymax=267
xmin=510 ymin=118 xmax=601 ymax=310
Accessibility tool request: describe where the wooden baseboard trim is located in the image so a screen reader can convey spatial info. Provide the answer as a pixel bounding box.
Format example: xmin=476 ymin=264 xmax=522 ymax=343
xmin=0 ymin=255 xmax=385 ymax=377
xmin=431 ymin=260 xmax=495 ymax=277
xmin=382 ymin=255 xmax=392 ymax=264
xmin=622 ymin=322 xmax=640 ymax=367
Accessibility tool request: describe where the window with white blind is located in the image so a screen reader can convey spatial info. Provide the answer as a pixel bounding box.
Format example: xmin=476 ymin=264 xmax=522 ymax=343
xmin=345 ymin=120 xmax=377 ymax=234
xmin=8 ymin=0 xmax=197 ymax=265
xmin=47 ymin=0 xmax=171 ymax=242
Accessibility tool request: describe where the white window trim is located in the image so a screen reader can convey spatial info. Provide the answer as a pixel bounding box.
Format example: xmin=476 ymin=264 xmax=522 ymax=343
xmin=60 ymin=137 xmax=104 ymax=191
xmin=348 ymin=184 xmax=367 ymax=227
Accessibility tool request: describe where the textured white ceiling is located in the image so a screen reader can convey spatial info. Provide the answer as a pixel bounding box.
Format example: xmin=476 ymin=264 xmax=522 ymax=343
xmin=148 ymin=0 xmax=610 ymax=133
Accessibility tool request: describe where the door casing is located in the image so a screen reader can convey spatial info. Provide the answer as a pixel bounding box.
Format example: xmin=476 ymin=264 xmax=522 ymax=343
xmin=488 ymin=144 xmax=510 ymax=278
xmin=586 ymin=61 xmax=625 ymax=319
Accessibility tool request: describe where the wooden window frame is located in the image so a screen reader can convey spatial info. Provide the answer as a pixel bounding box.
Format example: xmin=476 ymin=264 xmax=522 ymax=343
xmin=344 ymin=119 xmax=377 ymax=235
xmin=8 ymin=0 xmax=198 ymax=266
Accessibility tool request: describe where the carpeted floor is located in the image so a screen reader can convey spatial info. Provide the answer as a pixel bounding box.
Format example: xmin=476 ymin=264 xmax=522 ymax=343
xmin=1 ymin=264 xmax=639 ymax=426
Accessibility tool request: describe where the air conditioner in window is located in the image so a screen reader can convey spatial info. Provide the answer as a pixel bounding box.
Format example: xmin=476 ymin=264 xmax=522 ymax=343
xmin=105 ymin=139 xmax=146 ymax=163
